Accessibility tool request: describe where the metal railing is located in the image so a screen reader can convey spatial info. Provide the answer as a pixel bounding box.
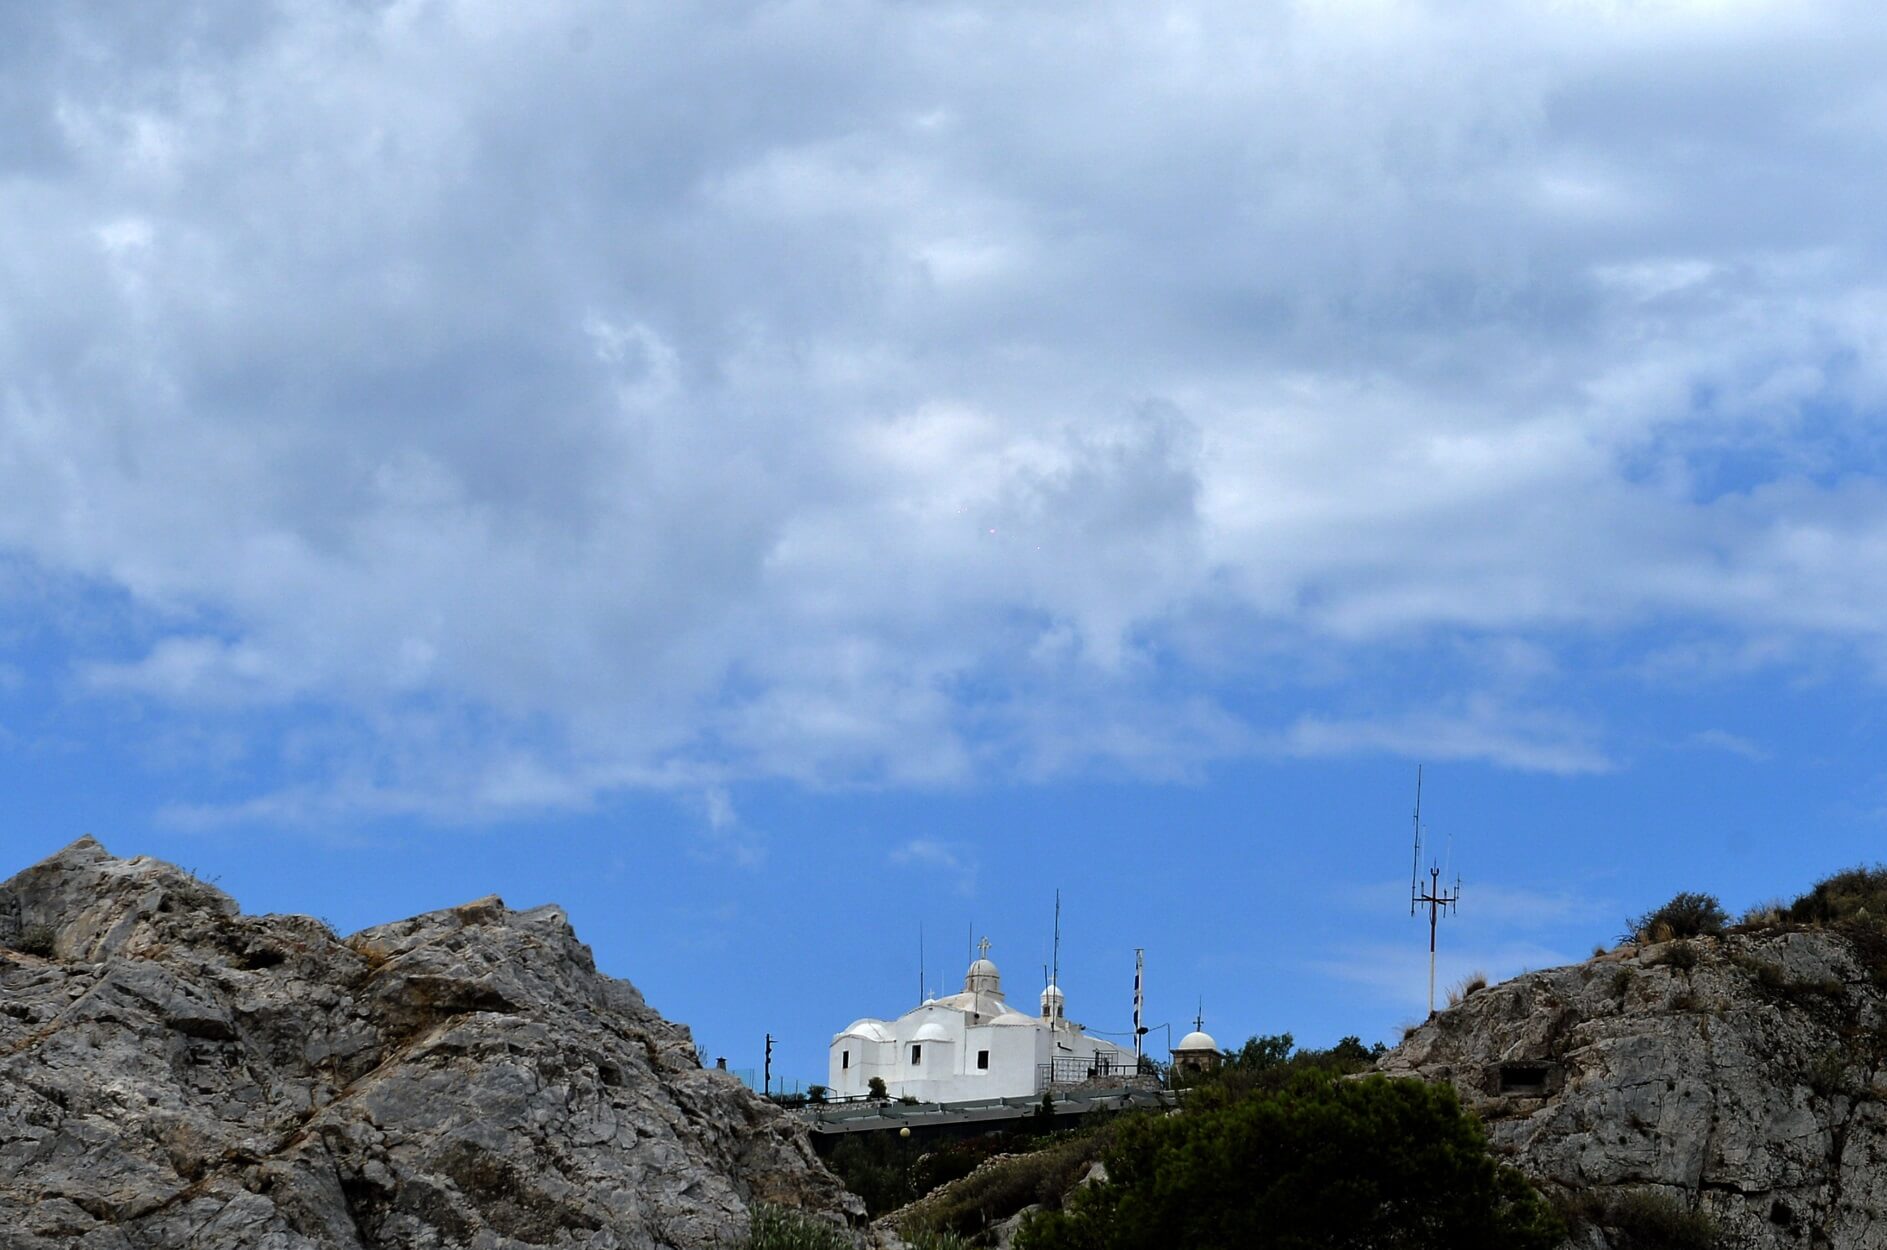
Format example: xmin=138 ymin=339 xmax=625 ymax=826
xmin=1035 ymin=1055 xmax=1147 ymax=1091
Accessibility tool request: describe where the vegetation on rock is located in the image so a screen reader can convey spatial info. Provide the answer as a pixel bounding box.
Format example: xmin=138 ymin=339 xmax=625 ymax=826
xmin=1014 ymin=1071 xmax=1563 ymax=1250
xmin=1626 ymin=890 xmax=1727 ymax=943
xmin=1787 ymin=864 xmax=1887 ymax=926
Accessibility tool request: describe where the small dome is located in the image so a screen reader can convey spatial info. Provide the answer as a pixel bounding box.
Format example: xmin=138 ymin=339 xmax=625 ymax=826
xmin=913 ymin=1020 xmax=953 ymax=1043
xmin=840 ymin=1020 xmax=895 ymax=1043
xmin=1174 ymin=1029 xmax=1218 ymax=1053
xmin=963 ymin=944 xmax=1003 ymax=996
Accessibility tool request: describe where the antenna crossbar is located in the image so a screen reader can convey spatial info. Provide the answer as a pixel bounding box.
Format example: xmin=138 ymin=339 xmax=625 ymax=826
xmin=1407 ymin=766 xmax=1462 ymax=1017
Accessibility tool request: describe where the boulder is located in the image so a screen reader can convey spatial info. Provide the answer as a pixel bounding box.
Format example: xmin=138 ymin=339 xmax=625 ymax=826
xmin=0 ymin=837 xmax=859 ymax=1248
xmin=1382 ymin=926 xmax=1887 ymax=1248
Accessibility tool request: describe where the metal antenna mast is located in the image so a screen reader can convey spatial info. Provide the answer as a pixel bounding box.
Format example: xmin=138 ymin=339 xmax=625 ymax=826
xmin=1051 ymin=890 xmax=1061 ymax=993
xmin=1409 ymin=765 xmax=1461 ymax=1016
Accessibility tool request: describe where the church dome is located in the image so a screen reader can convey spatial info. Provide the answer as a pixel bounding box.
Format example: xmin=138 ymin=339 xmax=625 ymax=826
xmin=840 ymin=1019 xmax=895 ymax=1043
xmin=912 ymin=1019 xmax=953 ymax=1043
xmin=1175 ymin=1029 xmax=1218 ymax=1053
xmin=963 ymin=939 xmax=1003 ymax=996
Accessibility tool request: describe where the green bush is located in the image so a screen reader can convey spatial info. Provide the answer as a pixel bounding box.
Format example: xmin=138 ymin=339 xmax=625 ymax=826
xmin=1556 ymin=1189 xmax=1718 ymax=1250
xmin=1626 ymin=892 xmax=1726 ymax=943
xmin=824 ymin=1117 xmax=1088 ymax=1219
xmin=1015 ymin=1072 xmax=1563 ymax=1250
xmin=1789 ymin=865 xmax=1887 ymax=926
xmin=1183 ymin=1033 xmax=1384 ymax=1109
xmin=1650 ymin=939 xmax=1699 ymax=971
xmin=738 ymin=1205 xmax=852 ymax=1250
xmin=904 ymin=1232 xmax=973 ymax=1250
xmin=905 ymin=1123 xmax=1123 ymax=1241
xmin=14 ymin=924 xmax=56 ymax=957
xmin=867 ymin=1076 xmax=887 ymax=1099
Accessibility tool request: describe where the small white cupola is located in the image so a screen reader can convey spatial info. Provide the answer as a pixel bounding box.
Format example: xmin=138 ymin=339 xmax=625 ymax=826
xmin=1173 ymin=1007 xmax=1221 ymax=1074
xmin=1040 ymin=982 xmax=1066 ymax=1021
xmin=964 ymin=936 xmax=1003 ymax=997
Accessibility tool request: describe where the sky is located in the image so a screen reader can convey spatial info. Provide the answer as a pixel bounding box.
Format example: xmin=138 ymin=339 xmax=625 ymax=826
xmin=5 ymin=0 xmax=1887 ymax=1086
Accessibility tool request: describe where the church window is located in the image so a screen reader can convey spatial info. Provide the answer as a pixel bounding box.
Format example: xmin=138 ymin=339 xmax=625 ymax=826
xmin=911 ymin=1044 xmax=922 ymax=1064
xmin=977 ymin=1049 xmax=989 ymax=1070
xmin=842 ymin=1051 xmax=850 ymax=1070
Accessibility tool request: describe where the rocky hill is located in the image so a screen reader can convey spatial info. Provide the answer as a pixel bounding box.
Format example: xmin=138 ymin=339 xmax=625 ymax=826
xmin=1382 ymin=923 xmax=1887 ymax=1249
xmin=0 ymin=837 xmax=858 ymax=1249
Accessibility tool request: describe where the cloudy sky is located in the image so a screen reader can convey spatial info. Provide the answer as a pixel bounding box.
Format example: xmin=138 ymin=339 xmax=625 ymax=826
xmin=6 ymin=0 xmax=1887 ymax=1079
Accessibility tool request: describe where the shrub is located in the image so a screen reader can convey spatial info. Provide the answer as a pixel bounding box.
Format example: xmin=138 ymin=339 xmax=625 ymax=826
xmin=1740 ymin=898 xmax=1788 ymax=927
xmin=823 ymin=1131 xmax=919 ymax=1216
xmin=905 ymin=1232 xmax=973 ymax=1250
xmin=867 ymin=1076 xmax=887 ymax=1100
xmin=1015 ymin=1072 xmax=1563 ymax=1250
xmin=1447 ymin=971 xmax=1489 ymax=1007
xmin=1805 ymin=1048 xmax=1858 ymax=1099
xmin=807 ymin=1085 xmax=828 ymax=1104
xmin=1184 ymin=1033 xmax=1385 ymax=1108
xmin=14 ymin=924 xmax=56 ymax=958
xmin=903 ymin=1120 xmax=1125 ymax=1241
xmin=1609 ymin=967 xmax=1636 ymax=1000
xmin=1556 ymin=1189 xmax=1719 ymax=1250
xmin=1650 ymin=940 xmax=1700 ymax=971
xmin=739 ymin=1205 xmax=851 ymax=1250
xmin=1626 ymin=892 xmax=1726 ymax=943
xmin=1789 ymin=866 xmax=1887 ymax=926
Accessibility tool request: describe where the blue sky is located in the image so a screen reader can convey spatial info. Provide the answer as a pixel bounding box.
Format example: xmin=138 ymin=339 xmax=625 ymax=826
xmin=6 ymin=0 xmax=1887 ymax=1085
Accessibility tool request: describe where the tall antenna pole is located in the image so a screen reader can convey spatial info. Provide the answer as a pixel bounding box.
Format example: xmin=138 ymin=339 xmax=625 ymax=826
xmin=919 ymin=921 xmax=925 ymax=1006
xmin=1051 ymin=890 xmax=1061 ymax=993
xmin=1408 ymin=766 xmax=1461 ymax=1016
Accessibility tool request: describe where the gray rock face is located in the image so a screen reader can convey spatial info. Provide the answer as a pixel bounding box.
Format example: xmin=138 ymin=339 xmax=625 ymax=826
xmin=0 ymin=838 xmax=858 ymax=1249
xmin=1381 ymin=926 xmax=1887 ymax=1249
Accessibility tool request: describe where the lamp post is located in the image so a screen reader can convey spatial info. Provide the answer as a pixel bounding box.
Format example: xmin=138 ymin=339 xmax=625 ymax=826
xmin=1136 ymin=1022 xmax=1174 ymax=1083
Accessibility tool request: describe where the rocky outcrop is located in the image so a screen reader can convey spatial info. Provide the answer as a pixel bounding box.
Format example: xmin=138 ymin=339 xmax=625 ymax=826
xmin=0 ymin=837 xmax=859 ymax=1249
xmin=1382 ymin=925 xmax=1887 ymax=1248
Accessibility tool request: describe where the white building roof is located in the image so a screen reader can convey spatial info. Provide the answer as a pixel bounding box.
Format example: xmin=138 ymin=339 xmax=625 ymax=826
xmin=1174 ymin=1029 xmax=1218 ymax=1053
xmin=839 ymin=1019 xmax=896 ymax=1043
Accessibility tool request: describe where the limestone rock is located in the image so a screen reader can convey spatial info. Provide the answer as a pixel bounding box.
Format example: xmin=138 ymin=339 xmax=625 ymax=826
xmin=0 ymin=838 xmax=860 ymax=1248
xmin=1381 ymin=926 xmax=1887 ymax=1248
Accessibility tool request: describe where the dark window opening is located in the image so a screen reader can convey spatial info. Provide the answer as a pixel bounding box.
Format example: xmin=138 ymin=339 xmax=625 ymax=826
xmin=911 ymin=1044 xmax=922 ymax=1064
xmin=1498 ymin=1063 xmax=1551 ymax=1096
xmin=977 ymin=1049 xmax=990 ymax=1070
xmin=842 ymin=1051 xmax=850 ymax=1070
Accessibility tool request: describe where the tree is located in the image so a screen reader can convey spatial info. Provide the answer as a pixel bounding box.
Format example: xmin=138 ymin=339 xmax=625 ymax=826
xmin=867 ymin=1076 xmax=888 ymax=1100
xmin=1016 ymin=1071 xmax=1562 ymax=1250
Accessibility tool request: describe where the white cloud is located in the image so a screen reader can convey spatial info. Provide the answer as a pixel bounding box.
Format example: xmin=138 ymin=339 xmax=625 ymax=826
xmin=1286 ymin=699 xmax=1613 ymax=776
xmin=890 ymin=838 xmax=979 ymax=895
xmin=3 ymin=2 xmax=1887 ymax=813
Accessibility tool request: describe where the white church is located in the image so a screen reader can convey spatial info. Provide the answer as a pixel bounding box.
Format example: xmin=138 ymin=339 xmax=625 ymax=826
xmin=827 ymin=939 xmax=1140 ymax=1103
